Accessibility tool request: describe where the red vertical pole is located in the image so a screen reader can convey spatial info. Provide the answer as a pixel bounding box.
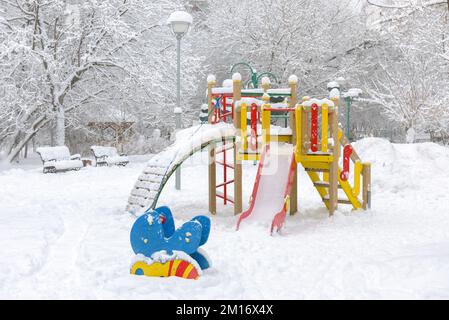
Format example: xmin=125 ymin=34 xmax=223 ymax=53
xmin=340 ymin=144 xmax=353 ymax=181
xmin=217 ymin=100 xmax=221 ymax=122
xmin=231 ymin=96 xmax=234 ymax=121
xmin=250 ymin=103 xmax=258 ymax=151
xmin=311 ymin=103 xmax=319 ymax=152
xmin=222 ymin=96 xmax=227 ymax=122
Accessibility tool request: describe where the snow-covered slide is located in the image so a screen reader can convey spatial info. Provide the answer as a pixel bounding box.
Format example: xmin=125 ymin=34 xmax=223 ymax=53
xmin=236 ymin=143 xmax=296 ymax=234
xmin=126 ymin=123 xmax=235 ymax=216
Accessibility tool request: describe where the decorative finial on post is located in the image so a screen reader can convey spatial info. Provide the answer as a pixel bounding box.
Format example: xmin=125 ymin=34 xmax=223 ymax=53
xmin=288 ymin=75 xmax=298 ymax=85
xmin=261 ymin=76 xmax=270 ymax=93
xmin=232 ymin=72 xmax=242 ymax=82
xmin=207 ymin=74 xmax=216 ymax=85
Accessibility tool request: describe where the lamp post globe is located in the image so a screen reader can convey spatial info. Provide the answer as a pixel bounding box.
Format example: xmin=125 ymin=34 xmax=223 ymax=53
xmin=167 ymin=11 xmax=193 ymax=190
xmin=167 ymin=11 xmax=193 ymax=38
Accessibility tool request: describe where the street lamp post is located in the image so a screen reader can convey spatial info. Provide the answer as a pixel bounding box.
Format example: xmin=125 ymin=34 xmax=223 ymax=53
xmin=342 ymin=88 xmax=362 ymax=142
xmin=344 ymin=96 xmax=351 ymax=140
xmin=167 ymin=11 xmax=193 ymax=190
xmin=328 ymin=79 xmax=362 ymax=142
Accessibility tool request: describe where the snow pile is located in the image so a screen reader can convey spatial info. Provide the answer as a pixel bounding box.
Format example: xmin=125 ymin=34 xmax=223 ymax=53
xmin=342 ymin=88 xmax=362 ymax=98
xmin=236 ymin=97 xmax=263 ymax=107
xmin=302 ymin=98 xmax=335 ymax=108
xmin=91 ymin=146 xmax=120 ymax=158
xmin=36 ymin=146 xmax=76 ymax=161
xmin=44 ymin=159 xmax=83 ymax=171
xmin=222 ymin=79 xmax=233 ymax=87
xmin=146 ymin=123 xmax=235 ymax=170
xmin=327 ymin=81 xmax=340 ymax=89
xmin=105 ymin=156 xmax=130 ymax=165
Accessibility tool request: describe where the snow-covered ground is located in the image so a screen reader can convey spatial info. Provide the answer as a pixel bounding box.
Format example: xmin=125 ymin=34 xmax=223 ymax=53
xmin=1 ymin=138 xmax=449 ymax=299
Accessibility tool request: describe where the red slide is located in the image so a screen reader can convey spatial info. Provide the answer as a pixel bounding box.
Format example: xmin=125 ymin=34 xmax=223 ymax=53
xmin=236 ymin=143 xmax=297 ymax=234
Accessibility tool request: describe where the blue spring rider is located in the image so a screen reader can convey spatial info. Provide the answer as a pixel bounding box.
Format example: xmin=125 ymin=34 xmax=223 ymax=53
xmin=129 ymin=206 xmax=211 ymax=280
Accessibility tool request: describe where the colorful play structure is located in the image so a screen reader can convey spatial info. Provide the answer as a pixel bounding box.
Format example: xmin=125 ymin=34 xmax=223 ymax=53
xmin=128 ymin=72 xmax=372 ymax=279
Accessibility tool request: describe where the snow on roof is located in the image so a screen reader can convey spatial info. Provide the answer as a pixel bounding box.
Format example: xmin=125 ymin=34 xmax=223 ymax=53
xmin=167 ymin=11 xmax=193 ymax=24
xmin=342 ymin=88 xmax=363 ymax=98
xmin=302 ymin=98 xmax=335 ymax=108
xmin=222 ymin=79 xmax=233 ymax=87
xmin=211 ymin=87 xmax=292 ymax=95
xmin=327 ymin=81 xmax=340 ymax=89
xmin=236 ymin=98 xmax=263 ymax=107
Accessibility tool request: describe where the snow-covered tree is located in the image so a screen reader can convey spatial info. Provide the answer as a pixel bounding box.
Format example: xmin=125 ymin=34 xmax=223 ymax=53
xmin=0 ymin=0 xmax=203 ymax=161
xmin=363 ymin=0 xmax=449 ymax=140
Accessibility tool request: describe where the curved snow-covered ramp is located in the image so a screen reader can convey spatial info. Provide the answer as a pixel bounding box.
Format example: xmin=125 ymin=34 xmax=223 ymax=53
xmin=126 ymin=124 xmax=235 ymax=216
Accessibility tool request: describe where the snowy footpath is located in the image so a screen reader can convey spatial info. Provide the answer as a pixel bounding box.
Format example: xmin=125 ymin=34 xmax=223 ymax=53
xmin=1 ymin=138 xmax=449 ymax=299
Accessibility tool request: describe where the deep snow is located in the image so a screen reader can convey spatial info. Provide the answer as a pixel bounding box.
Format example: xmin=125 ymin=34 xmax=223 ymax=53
xmin=0 ymin=139 xmax=449 ymax=299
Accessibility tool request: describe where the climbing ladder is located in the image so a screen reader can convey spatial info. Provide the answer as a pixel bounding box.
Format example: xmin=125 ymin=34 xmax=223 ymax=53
xmin=215 ymin=139 xmax=235 ymax=205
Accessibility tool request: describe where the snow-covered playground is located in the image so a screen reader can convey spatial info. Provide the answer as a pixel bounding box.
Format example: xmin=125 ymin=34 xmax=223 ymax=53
xmin=1 ymin=0 xmax=449 ymax=302
xmin=1 ymin=138 xmax=449 ymax=299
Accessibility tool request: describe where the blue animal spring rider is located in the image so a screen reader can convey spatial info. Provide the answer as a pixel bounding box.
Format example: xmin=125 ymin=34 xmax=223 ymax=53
xmin=130 ymin=206 xmax=211 ymax=280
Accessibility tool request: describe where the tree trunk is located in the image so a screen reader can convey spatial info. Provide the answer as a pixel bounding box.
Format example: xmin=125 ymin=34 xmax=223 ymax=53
xmin=55 ymin=105 xmax=65 ymax=146
xmin=6 ymin=117 xmax=50 ymax=163
xmin=24 ymin=142 xmax=28 ymax=159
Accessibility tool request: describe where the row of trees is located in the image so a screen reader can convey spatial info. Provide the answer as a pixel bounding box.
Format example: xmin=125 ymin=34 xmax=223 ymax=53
xmin=1 ymin=0 xmax=448 ymax=163
xmin=0 ymin=0 xmax=202 ymax=161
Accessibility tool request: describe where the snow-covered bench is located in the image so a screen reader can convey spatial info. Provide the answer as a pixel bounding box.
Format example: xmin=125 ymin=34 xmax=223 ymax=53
xmin=90 ymin=146 xmax=129 ymax=167
xmin=36 ymin=146 xmax=83 ymax=173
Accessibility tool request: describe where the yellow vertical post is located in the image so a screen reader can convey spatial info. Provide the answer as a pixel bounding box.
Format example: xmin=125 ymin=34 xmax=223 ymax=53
xmin=261 ymin=78 xmax=271 ymax=146
xmin=301 ymin=96 xmax=310 ymax=154
xmin=233 ymin=73 xmax=242 ymax=215
xmin=207 ymin=76 xmax=216 ymax=214
xmin=261 ymin=93 xmax=271 ymax=145
xmin=295 ymin=104 xmax=302 ymax=163
xmin=362 ymin=163 xmax=371 ymax=209
xmin=240 ymin=102 xmax=247 ymax=152
xmin=321 ymin=102 xmax=329 ymax=183
xmin=353 ymin=161 xmax=362 ymax=197
xmin=289 ymin=76 xmax=298 ymax=215
xmin=321 ymin=103 xmax=329 ymax=153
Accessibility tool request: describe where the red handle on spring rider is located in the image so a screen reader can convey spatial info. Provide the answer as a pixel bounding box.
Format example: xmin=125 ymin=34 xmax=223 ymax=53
xmin=340 ymin=144 xmax=353 ymax=181
xmin=250 ymin=103 xmax=258 ymax=151
xmin=310 ymin=103 xmax=319 ymax=152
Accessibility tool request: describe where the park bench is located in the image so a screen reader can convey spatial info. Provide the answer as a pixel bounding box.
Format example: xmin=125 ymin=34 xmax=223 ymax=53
xmin=90 ymin=146 xmax=129 ymax=167
xmin=36 ymin=146 xmax=83 ymax=173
